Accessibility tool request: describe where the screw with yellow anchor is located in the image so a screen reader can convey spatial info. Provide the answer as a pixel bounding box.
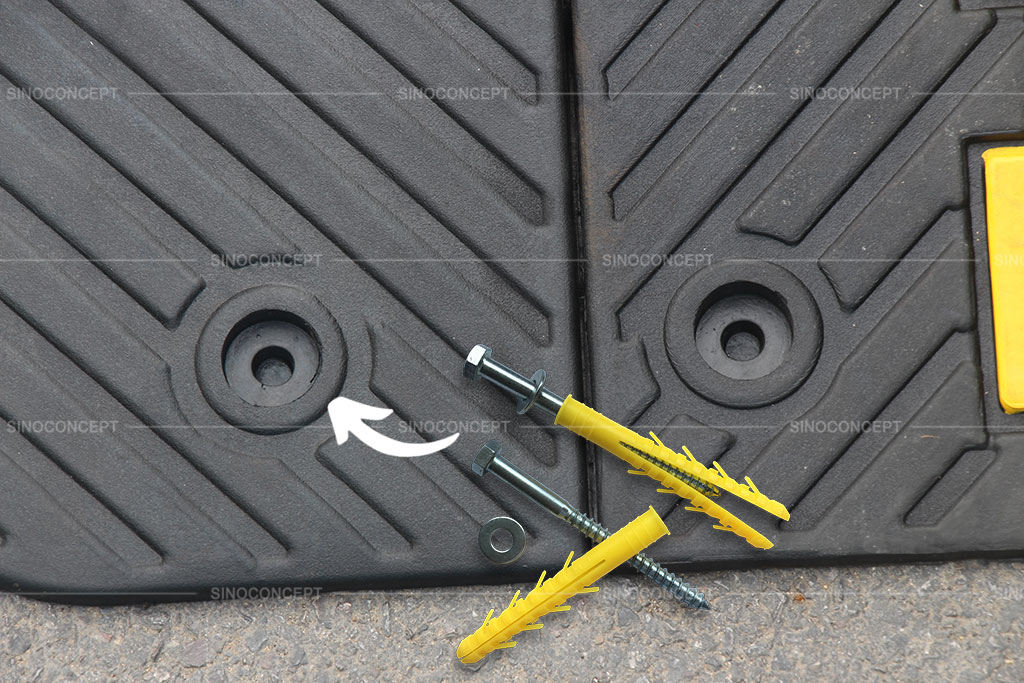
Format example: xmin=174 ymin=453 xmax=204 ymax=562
xmin=464 ymin=345 xmax=790 ymax=549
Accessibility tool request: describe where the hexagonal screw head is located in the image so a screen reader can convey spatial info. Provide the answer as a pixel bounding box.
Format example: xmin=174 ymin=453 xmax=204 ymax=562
xmin=463 ymin=344 xmax=493 ymax=380
xmin=473 ymin=439 xmax=502 ymax=476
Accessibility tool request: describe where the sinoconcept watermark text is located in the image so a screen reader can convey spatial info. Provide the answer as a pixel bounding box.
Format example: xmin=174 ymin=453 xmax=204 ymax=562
xmin=6 ymin=419 xmax=118 ymax=435
xmin=6 ymin=85 xmax=119 ymax=101
xmin=789 ymin=419 xmax=902 ymax=435
xmin=398 ymin=419 xmax=509 ymax=435
xmin=601 ymin=253 xmax=713 ymax=268
xmin=396 ymin=86 xmax=510 ymax=102
xmin=210 ymin=586 xmax=322 ymax=600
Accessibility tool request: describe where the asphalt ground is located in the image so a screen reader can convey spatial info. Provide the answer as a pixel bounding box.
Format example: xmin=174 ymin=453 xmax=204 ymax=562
xmin=2 ymin=559 xmax=1022 ymax=681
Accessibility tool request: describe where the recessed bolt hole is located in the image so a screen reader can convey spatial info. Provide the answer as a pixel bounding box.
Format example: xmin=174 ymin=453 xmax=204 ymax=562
xmin=251 ymin=346 xmax=295 ymax=387
xmin=693 ymin=283 xmax=793 ymax=381
xmin=222 ymin=312 xmax=321 ymax=407
xmin=721 ymin=320 xmax=764 ymax=362
xmin=489 ymin=528 xmax=514 ymax=553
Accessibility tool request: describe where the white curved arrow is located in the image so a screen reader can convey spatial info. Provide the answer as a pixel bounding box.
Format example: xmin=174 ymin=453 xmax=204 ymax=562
xmin=327 ymin=397 xmax=459 ymax=457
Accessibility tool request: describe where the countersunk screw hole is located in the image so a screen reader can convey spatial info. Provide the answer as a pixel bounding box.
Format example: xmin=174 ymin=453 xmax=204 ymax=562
xmin=721 ymin=320 xmax=764 ymax=362
xmin=251 ymin=346 xmax=295 ymax=387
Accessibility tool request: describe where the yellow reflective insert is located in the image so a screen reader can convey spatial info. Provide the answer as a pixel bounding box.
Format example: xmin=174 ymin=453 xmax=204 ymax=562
xmin=982 ymin=147 xmax=1024 ymax=414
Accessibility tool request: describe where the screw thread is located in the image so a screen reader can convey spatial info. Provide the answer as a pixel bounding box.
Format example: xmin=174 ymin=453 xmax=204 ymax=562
xmin=623 ymin=443 xmax=716 ymax=496
xmin=563 ymin=510 xmax=709 ymax=610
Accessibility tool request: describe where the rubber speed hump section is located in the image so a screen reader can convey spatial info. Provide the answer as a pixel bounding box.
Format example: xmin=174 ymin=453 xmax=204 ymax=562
xmin=0 ymin=0 xmax=583 ymax=602
xmin=573 ymin=0 xmax=1024 ymax=567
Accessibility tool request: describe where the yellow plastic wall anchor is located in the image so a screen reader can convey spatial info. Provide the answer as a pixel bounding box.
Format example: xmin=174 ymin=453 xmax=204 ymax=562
xmin=554 ymin=395 xmax=788 ymax=549
xmin=982 ymin=147 xmax=1024 ymax=414
xmin=456 ymin=507 xmax=669 ymax=664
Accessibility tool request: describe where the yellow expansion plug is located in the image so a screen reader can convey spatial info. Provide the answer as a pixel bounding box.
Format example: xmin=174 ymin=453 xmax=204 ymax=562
xmin=555 ymin=395 xmax=787 ymax=549
xmin=465 ymin=345 xmax=790 ymax=549
xmin=457 ymin=506 xmax=669 ymax=664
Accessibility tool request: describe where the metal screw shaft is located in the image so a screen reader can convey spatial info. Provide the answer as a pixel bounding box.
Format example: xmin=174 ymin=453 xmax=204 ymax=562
xmin=474 ymin=440 xmax=710 ymax=610
xmin=465 ymin=345 xmax=717 ymax=497
xmin=464 ymin=345 xmax=565 ymax=417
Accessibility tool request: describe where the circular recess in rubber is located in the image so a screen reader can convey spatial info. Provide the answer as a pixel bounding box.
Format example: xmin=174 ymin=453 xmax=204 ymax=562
xmin=197 ymin=285 xmax=346 ymax=434
xmin=223 ymin=317 xmax=319 ymax=407
xmin=665 ymin=261 xmax=821 ymax=408
xmin=695 ymin=288 xmax=791 ymax=381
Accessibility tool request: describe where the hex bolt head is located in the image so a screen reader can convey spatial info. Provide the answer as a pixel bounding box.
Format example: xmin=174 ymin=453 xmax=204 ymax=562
xmin=473 ymin=440 xmax=502 ymax=476
xmin=463 ymin=344 xmax=493 ymax=380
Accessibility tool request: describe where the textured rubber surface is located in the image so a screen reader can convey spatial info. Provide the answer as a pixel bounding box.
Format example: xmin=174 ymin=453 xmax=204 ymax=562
xmin=574 ymin=0 xmax=1024 ymax=566
xmin=5 ymin=0 xmax=1024 ymax=602
xmin=0 ymin=0 xmax=583 ymax=601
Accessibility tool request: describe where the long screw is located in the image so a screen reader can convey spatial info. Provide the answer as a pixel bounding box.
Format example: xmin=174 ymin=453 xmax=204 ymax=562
xmin=474 ymin=440 xmax=711 ymax=610
xmin=466 ymin=345 xmax=714 ymax=497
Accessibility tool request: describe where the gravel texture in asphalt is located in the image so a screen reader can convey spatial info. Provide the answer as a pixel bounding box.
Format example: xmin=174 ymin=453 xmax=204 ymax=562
xmin=2 ymin=560 xmax=1022 ymax=681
